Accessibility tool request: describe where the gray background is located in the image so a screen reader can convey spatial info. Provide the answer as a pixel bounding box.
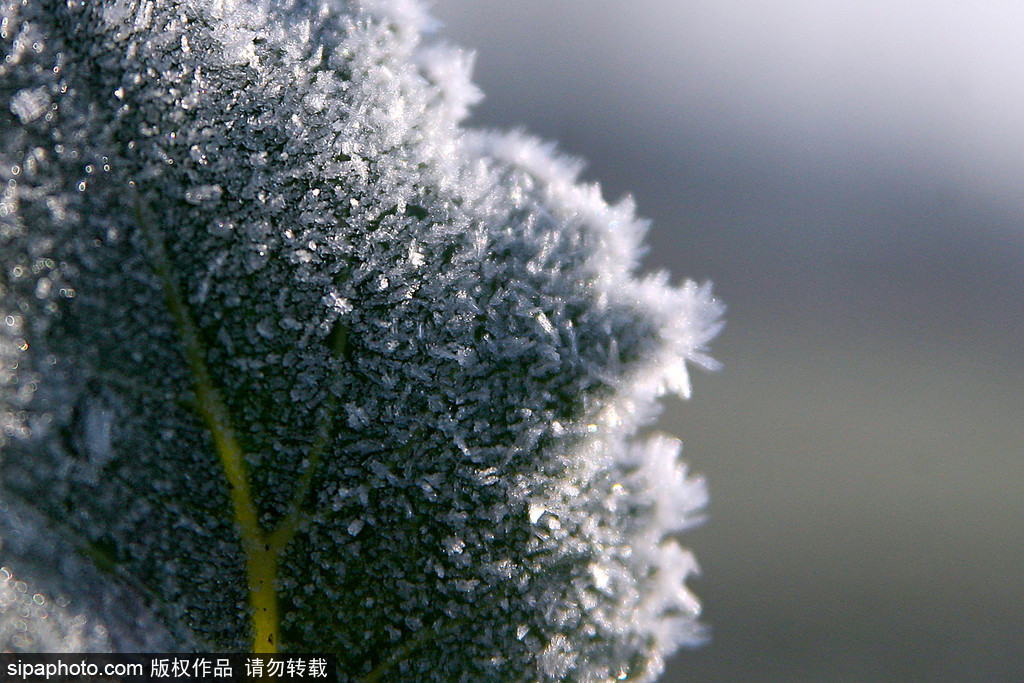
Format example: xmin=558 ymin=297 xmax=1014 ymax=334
xmin=431 ymin=1 xmax=1024 ymax=680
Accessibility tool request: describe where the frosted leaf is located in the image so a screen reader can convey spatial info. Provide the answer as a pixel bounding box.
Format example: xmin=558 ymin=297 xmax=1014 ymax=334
xmin=0 ymin=499 xmax=183 ymax=652
xmin=1 ymin=0 xmax=722 ymax=680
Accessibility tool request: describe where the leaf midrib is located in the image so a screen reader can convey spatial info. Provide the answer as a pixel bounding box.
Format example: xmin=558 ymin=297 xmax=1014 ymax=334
xmin=135 ymin=186 xmax=315 ymax=653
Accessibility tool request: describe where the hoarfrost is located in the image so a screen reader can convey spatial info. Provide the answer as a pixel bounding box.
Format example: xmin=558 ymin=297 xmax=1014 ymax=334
xmin=1 ymin=0 xmax=722 ymax=680
xmin=81 ymin=403 xmax=115 ymax=470
xmin=9 ymin=87 xmax=49 ymax=124
xmin=0 ymin=499 xmax=183 ymax=651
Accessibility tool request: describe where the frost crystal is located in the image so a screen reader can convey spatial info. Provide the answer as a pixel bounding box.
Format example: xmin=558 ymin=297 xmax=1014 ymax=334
xmin=0 ymin=0 xmax=723 ymax=680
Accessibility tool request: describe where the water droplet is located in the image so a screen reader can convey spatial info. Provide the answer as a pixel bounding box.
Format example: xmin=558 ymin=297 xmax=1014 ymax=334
xmin=184 ymin=184 xmax=223 ymax=205
xmin=245 ymin=244 xmax=269 ymax=272
xmin=208 ymin=219 xmax=235 ymax=237
xmin=189 ymin=145 xmax=208 ymax=165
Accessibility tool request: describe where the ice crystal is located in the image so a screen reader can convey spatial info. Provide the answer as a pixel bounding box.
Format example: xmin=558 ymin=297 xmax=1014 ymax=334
xmin=0 ymin=0 xmax=723 ymax=680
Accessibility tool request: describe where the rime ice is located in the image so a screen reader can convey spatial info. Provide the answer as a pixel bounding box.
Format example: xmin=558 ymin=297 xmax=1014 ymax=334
xmin=0 ymin=0 xmax=722 ymax=680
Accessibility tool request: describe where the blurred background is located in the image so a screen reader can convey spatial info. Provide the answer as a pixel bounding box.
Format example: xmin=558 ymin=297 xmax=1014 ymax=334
xmin=432 ymin=1 xmax=1024 ymax=680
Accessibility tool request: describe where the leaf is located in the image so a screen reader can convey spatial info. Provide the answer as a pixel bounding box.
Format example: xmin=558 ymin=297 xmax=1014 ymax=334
xmin=0 ymin=0 xmax=723 ymax=680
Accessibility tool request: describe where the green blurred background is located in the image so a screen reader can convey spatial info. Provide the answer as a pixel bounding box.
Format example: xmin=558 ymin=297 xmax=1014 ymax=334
xmin=433 ymin=1 xmax=1024 ymax=680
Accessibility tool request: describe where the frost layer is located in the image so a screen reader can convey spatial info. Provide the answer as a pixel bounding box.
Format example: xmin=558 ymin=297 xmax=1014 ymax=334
xmin=0 ymin=0 xmax=723 ymax=680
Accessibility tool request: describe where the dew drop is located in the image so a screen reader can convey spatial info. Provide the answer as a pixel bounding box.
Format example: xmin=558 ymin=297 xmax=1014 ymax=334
xmin=184 ymin=184 xmax=222 ymax=205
